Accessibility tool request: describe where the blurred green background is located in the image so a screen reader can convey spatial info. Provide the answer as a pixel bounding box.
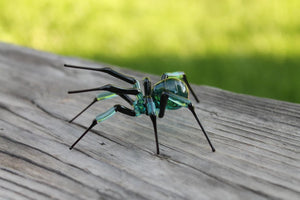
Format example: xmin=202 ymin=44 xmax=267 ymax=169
xmin=1 ymin=0 xmax=299 ymax=103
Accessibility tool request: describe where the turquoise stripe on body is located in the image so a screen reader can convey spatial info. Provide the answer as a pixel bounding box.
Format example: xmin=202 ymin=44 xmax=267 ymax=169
xmin=165 ymin=72 xmax=184 ymax=78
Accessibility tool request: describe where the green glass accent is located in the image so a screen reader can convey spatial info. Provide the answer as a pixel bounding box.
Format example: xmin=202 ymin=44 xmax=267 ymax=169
xmin=133 ymin=86 xmax=145 ymax=116
xmin=146 ymin=98 xmax=156 ymax=115
xmin=96 ymin=107 xmax=116 ymax=122
xmin=165 ymin=72 xmax=185 ymax=79
xmin=168 ymin=92 xmax=191 ymax=107
xmin=152 ymin=78 xmax=189 ymax=110
xmin=133 ymin=99 xmax=146 ymax=116
xmin=96 ymin=92 xmax=117 ymax=101
xmin=133 ymin=81 xmax=141 ymax=89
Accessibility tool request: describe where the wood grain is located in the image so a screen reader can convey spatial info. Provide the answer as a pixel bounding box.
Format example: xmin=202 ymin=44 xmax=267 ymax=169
xmin=0 ymin=42 xmax=299 ymax=200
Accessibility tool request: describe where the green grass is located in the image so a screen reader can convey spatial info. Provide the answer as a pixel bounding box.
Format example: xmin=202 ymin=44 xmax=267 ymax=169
xmin=1 ymin=0 xmax=300 ymax=103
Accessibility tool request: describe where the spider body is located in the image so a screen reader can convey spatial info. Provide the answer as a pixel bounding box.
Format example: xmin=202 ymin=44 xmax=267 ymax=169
xmin=152 ymin=78 xmax=189 ymax=110
xmin=64 ymin=64 xmax=215 ymax=154
xmin=131 ymin=77 xmax=188 ymax=117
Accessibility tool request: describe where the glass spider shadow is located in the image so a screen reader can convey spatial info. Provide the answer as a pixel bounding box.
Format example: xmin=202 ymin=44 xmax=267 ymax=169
xmin=64 ymin=64 xmax=215 ymax=154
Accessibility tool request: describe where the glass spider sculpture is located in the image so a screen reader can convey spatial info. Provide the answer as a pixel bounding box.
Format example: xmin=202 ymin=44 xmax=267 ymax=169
xmin=64 ymin=64 xmax=215 ymax=154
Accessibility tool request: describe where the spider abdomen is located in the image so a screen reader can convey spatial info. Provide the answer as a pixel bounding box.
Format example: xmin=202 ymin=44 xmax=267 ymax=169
xmin=152 ymin=78 xmax=189 ymax=110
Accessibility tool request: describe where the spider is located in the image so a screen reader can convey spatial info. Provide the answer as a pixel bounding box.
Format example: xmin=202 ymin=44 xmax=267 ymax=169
xmin=64 ymin=64 xmax=215 ymax=154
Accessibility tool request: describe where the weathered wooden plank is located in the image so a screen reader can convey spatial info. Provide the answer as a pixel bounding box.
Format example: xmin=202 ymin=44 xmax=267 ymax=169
xmin=0 ymin=42 xmax=299 ymax=200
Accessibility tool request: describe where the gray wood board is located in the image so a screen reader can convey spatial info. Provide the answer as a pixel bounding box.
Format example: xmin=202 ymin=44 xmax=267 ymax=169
xmin=0 ymin=42 xmax=299 ymax=200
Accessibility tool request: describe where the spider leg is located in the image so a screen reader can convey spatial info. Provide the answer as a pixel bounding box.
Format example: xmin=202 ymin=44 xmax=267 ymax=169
xmin=158 ymin=91 xmax=215 ymax=152
xmin=68 ymin=84 xmax=140 ymax=95
xmin=145 ymin=96 xmax=160 ymax=154
xmin=158 ymin=92 xmax=169 ymax=118
xmin=188 ymin=104 xmax=215 ymax=152
xmin=69 ymin=92 xmax=134 ymax=123
xmin=182 ymin=75 xmax=199 ymax=103
xmin=64 ymin=64 xmax=137 ymax=84
xmin=143 ymin=78 xmax=160 ymax=154
xmin=69 ymin=98 xmax=97 ymax=123
xmin=150 ymin=114 xmax=159 ymax=154
xmin=69 ymin=104 xmax=136 ymax=150
xmin=161 ymin=72 xmax=200 ymax=103
xmin=69 ymin=119 xmax=97 ymax=150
